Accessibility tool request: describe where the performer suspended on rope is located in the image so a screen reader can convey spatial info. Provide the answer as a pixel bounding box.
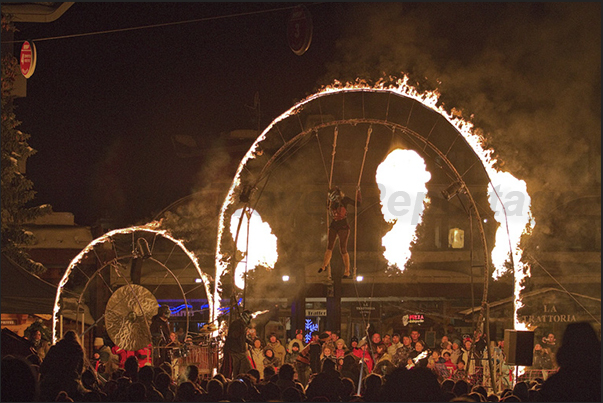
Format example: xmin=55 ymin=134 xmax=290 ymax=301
xmin=318 ymin=186 xmax=362 ymax=279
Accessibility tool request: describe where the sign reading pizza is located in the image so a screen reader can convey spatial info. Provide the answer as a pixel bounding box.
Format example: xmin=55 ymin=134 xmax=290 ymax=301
xmin=20 ymin=41 xmax=37 ymax=78
xmin=402 ymin=314 xmax=425 ymax=326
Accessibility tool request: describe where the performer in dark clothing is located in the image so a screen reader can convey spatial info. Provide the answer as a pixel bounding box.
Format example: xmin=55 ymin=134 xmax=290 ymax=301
xmin=220 ymin=310 xmax=253 ymax=379
xmin=318 ymin=186 xmax=361 ymax=278
xmin=150 ymin=305 xmax=171 ymax=366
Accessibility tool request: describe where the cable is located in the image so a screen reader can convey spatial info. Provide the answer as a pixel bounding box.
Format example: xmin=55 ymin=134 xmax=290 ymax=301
xmin=353 ymin=125 xmax=372 ymax=277
xmin=1 ymin=4 xmax=309 ymax=44
xmin=528 ymin=253 xmax=600 ymax=325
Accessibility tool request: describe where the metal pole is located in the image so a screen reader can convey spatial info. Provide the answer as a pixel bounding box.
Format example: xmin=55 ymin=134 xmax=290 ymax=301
xmin=485 ymin=302 xmax=497 ymax=394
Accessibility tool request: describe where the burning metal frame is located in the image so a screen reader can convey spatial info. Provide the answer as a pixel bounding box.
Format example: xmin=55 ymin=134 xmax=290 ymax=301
xmin=217 ymin=80 xmax=535 ymax=390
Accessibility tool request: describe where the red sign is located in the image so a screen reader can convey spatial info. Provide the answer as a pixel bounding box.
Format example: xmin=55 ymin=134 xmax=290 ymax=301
xmin=287 ymin=5 xmax=313 ymax=56
xmin=20 ymin=41 xmax=37 ymax=78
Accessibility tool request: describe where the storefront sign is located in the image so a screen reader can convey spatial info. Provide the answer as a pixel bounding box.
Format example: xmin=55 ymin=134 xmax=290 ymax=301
xmin=351 ymin=303 xmax=381 ymax=319
xmin=306 ymin=309 xmax=327 ymax=317
xmin=20 ymin=41 xmax=36 ymax=78
xmin=287 ymin=5 xmax=312 ymax=56
xmin=402 ymin=314 xmax=425 ymax=326
xmin=520 ymin=305 xmax=579 ymax=324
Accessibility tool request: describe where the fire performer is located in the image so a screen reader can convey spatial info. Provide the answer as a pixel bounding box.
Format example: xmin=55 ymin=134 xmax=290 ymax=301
xmin=150 ymin=305 xmax=172 ymax=366
xmin=220 ymin=310 xmax=253 ymax=378
xmin=318 ymin=186 xmax=361 ymax=278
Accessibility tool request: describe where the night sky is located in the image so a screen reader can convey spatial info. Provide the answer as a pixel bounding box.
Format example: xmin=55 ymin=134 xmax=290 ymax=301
xmin=10 ymin=3 xmax=600 ymax=229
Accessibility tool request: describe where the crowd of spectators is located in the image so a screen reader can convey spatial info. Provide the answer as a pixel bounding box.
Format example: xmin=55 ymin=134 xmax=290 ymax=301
xmin=1 ymin=322 xmax=599 ymax=402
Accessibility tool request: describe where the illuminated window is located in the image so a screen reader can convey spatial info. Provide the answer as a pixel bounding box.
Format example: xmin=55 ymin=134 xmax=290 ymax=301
xmin=448 ymin=228 xmax=464 ymax=249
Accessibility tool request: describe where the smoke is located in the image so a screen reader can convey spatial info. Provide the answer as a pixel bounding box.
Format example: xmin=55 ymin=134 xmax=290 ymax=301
xmin=321 ymin=3 xmax=601 ymax=223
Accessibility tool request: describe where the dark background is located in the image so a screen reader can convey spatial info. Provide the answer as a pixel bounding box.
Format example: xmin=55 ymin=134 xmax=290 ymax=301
xmin=10 ymin=3 xmax=600 ymax=229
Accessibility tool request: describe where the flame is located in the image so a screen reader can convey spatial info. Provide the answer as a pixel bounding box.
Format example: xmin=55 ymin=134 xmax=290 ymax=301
xmin=376 ymin=149 xmax=431 ymax=271
xmin=487 ymin=172 xmax=535 ymax=332
xmin=52 ymin=222 xmax=213 ymax=343
xmin=251 ymin=309 xmax=270 ymax=319
xmin=229 ymin=209 xmax=278 ymax=289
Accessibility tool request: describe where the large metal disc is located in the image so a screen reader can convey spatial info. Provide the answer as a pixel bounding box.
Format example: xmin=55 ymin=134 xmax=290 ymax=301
xmin=105 ymin=284 xmax=158 ymax=351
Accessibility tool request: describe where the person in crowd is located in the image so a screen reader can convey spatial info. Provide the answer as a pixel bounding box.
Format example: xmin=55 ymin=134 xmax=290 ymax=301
xmin=442 ymin=350 xmax=457 ymax=376
xmin=353 ymin=338 xmax=374 ymax=374
xmin=39 ymin=330 xmax=89 ymax=402
xmin=452 ymin=378 xmax=471 ymax=397
xmin=263 ymin=346 xmax=281 ymax=370
xmin=539 ymin=321 xmax=601 ymax=402
xmin=373 ymin=342 xmax=395 ymax=376
xmin=123 ymin=355 xmax=139 ymax=382
xmin=249 ymin=337 xmax=265 ymax=377
xmin=287 ymin=328 xmax=305 ymax=354
xmin=266 ymin=332 xmax=287 ymax=367
xmin=460 ymin=337 xmax=478 ymax=377
xmin=138 ymin=365 xmax=164 ymax=402
xmin=318 ymin=186 xmax=362 ymax=278
xmin=368 ymin=331 xmax=382 ymax=357
xmin=154 ymin=371 xmax=175 ymax=402
xmin=220 ymin=310 xmax=253 ymax=379
xmin=296 ymin=331 xmax=329 ymax=385
xmin=334 ymin=338 xmax=349 ymax=361
xmin=392 ymin=334 xmax=413 ymax=368
xmin=29 ymin=329 xmax=51 ymax=361
xmin=165 ymin=331 xmax=181 ymax=362
xmin=1 ymin=355 xmax=40 ymax=402
xmin=286 ymin=338 xmax=303 ymax=365
xmin=339 ymin=352 xmax=361 ymax=388
xmin=275 ymin=363 xmax=297 ymax=393
xmin=410 ymin=329 xmax=423 ymax=349
xmin=541 ymin=332 xmax=557 ymax=354
xmin=387 ymin=332 xmax=403 ymax=357
xmin=440 ymin=335 xmax=450 ymax=349
xmin=150 ymin=304 xmax=172 ymax=366
xmin=408 ymin=340 xmax=429 ymax=368
xmin=450 ymin=339 xmax=463 ymax=364
xmin=350 ymin=335 xmax=360 ymax=354
xmin=452 ymin=359 xmax=468 ymax=382
xmin=378 ymin=366 xmax=445 ymax=402
xmin=427 ymin=348 xmax=445 ymax=370
xmin=174 ymin=380 xmax=201 ymax=402
xmin=362 ymin=372 xmax=383 ymax=401
xmin=382 ymin=333 xmax=392 ymax=349
xmin=205 ymin=377 xmax=224 ymax=401
xmin=320 ymin=342 xmax=337 ymax=369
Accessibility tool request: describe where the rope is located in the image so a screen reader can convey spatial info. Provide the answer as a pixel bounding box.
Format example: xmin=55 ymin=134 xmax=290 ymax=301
xmin=328 ymin=126 xmax=338 ymax=189
xmin=353 ymin=125 xmax=372 ymax=277
xmin=326 ymin=127 xmax=339 ymax=279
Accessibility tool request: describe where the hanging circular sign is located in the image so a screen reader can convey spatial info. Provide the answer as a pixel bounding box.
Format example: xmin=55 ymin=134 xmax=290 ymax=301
xmin=20 ymin=41 xmax=37 ymax=78
xmin=287 ymin=5 xmax=313 ymax=56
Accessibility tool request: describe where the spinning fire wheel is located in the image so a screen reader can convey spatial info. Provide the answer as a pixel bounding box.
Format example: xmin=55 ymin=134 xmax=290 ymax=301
xmin=52 ymin=224 xmax=214 ymax=348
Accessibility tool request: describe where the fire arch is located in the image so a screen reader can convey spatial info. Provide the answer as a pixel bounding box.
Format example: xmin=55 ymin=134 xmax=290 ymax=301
xmin=216 ymin=79 xmax=533 ymax=332
xmin=52 ymin=222 xmax=214 ymax=345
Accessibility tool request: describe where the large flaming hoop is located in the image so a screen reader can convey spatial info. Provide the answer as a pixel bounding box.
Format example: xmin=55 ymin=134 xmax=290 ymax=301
xmin=215 ymin=78 xmax=535 ymax=388
xmin=52 ymin=222 xmax=214 ymax=345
